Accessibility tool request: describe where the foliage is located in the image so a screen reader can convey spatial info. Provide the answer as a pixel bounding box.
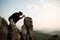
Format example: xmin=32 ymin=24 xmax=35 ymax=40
xmin=34 ymin=31 xmax=51 ymax=40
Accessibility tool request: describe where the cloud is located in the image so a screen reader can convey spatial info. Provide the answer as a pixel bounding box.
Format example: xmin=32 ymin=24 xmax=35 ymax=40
xmin=27 ymin=4 xmax=40 ymax=10
xmin=1 ymin=0 xmax=60 ymax=31
xmin=27 ymin=0 xmax=60 ymax=31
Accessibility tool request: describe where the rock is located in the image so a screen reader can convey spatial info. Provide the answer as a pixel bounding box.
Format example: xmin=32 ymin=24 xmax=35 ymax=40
xmin=0 ymin=16 xmax=8 ymax=40
xmin=0 ymin=16 xmax=34 ymax=40
xmin=7 ymin=19 xmax=21 ymax=40
xmin=21 ymin=17 xmax=33 ymax=40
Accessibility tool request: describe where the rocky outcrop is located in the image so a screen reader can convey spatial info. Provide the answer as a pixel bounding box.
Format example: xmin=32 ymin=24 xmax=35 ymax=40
xmin=7 ymin=19 xmax=21 ymax=40
xmin=0 ymin=16 xmax=8 ymax=40
xmin=21 ymin=17 xmax=33 ymax=40
xmin=0 ymin=16 xmax=34 ymax=40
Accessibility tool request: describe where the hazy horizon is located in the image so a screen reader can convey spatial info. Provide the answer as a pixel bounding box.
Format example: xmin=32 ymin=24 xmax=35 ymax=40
xmin=0 ymin=0 xmax=60 ymax=32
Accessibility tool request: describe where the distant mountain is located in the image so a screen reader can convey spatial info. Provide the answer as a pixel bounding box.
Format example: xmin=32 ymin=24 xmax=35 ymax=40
xmin=48 ymin=31 xmax=60 ymax=35
xmin=34 ymin=31 xmax=51 ymax=40
xmin=35 ymin=30 xmax=60 ymax=35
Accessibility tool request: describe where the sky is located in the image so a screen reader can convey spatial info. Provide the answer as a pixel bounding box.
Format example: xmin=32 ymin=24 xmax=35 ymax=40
xmin=0 ymin=0 xmax=60 ymax=32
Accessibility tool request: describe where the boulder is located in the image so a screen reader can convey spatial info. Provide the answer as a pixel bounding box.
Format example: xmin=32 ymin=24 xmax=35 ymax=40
xmin=7 ymin=19 xmax=21 ymax=40
xmin=21 ymin=17 xmax=33 ymax=40
xmin=0 ymin=16 xmax=8 ymax=40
